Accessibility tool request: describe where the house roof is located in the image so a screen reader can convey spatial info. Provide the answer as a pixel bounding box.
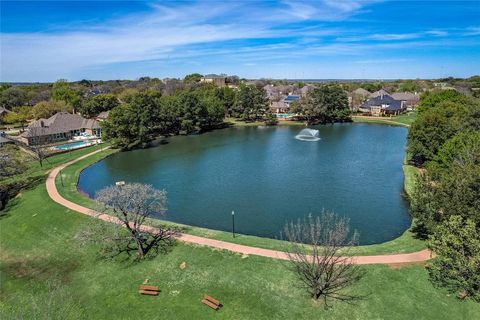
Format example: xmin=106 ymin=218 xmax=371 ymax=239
xmin=361 ymin=94 xmax=403 ymax=111
xmin=391 ymin=92 xmax=419 ymax=101
xmin=96 ymin=111 xmax=110 ymax=119
xmin=21 ymin=112 xmax=100 ymax=138
xmin=203 ymin=74 xmax=226 ymax=79
xmin=370 ymin=89 xmax=390 ymax=98
xmin=352 ymin=88 xmax=371 ymax=96
xmin=300 ymin=85 xmax=315 ymax=93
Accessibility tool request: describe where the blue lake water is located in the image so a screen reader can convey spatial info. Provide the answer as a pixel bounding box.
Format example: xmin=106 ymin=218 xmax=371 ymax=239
xmin=78 ymin=124 xmax=411 ymax=244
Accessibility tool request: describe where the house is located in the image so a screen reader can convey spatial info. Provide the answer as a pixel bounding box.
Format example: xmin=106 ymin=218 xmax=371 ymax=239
xmin=200 ymin=74 xmax=227 ymax=87
xmin=359 ymin=94 xmax=405 ymax=116
xmin=270 ymin=95 xmax=300 ymax=113
xmin=349 ymin=88 xmax=371 ymax=110
xmin=0 ymin=107 xmax=12 ymax=124
xmin=369 ymin=89 xmax=390 ymax=98
xmin=390 ymin=92 xmax=419 ymax=108
xmin=263 ymin=84 xmax=295 ymax=101
xmin=95 ymin=110 xmax=110 ymax=121
xmin=20 ymin=112 xmax=102 ymax=146
xmin=300 ymin=85 xmax=315 ymax=97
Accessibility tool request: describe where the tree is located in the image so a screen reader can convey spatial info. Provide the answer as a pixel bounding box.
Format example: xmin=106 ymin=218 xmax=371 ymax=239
xmin=79 ymin=94 xmax=119 ymax=117
xmin=397 ymin=80 xmax=422 ymax=93
xmin=264 ymin=107 xmax=278 ymax=126
xmin=2 ymin=106 xmax=31 ymax=130
xmin=52 ymin=80 xmax=81 ymax=112
xmin=0 ymin=87 xmax=28 ymax=109
xmin=93 ymin=183 xmax=177 ymax=259
xmin=184 ymin=73 xmax=203 ymax=83
xmin=410 ymin=131 xmax=480 ymax=237
xmin=0 ymin=145 xmax=27 ymax=177
xmin=283 ymin=212 xmax=365 ymax=308
xmin=291 ymin=85 xmax=351 ymax=125
xmin=427 ymin=215 xmax=480 ymax=301
xmin=417 ymin=90 xmax=466 ymax=112
xmin=31 ymin=100 xmax=72 ymax=119
xmin=407 ymin=100 xmax=477 ymax=165
xmin=102 ymin=91 xmax=161 ymax=148
xmin=234 ymin=84 xmax=268 ymax=121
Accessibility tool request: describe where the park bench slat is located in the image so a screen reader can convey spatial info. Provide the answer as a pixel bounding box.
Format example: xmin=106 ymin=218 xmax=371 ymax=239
xmin=139 ymin=285 xmax=159 ymax=291
xmin=139 ymin=290 xmax=159 ymax=296
xmin=202 ymin=299 xmax=220 ymax=310
xmin=203 ymin=294 xmax=220 ymax=306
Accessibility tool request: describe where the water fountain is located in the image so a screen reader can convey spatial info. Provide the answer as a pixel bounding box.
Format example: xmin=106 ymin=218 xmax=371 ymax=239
xmin=295 ymin=128 xmax=321 ymax=141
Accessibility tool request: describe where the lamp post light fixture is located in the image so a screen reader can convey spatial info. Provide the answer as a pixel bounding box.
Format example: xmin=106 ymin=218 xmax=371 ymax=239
xmin=232 ymin=210 xmax=235 ymax=238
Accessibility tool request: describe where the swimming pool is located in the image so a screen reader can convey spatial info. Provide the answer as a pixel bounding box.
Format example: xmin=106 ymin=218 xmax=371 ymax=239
xmin=276 ymin=113 xmax=293 ymax=118
xmin=54 ymin=140 xmax=93 ymax=150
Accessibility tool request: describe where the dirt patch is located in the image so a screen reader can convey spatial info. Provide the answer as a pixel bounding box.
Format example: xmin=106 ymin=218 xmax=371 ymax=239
xmin=1 ymin=255 xmax=80 ymax=284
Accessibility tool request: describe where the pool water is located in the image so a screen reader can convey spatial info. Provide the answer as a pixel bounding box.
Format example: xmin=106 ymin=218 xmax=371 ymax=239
xmin=54 ymin=140 xmax=91 ymax=150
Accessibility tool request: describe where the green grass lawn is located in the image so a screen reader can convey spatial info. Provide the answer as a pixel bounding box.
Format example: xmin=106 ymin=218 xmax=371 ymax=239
xmin=1 ymin=184 xmax=479 ymax=319
xmin=55 ymin=148 xmax=426 ymax=256
xmin=1 ymin=144 xmax=107 ymax=187
xmin=353 ymin=111 xmax=418 ymax=127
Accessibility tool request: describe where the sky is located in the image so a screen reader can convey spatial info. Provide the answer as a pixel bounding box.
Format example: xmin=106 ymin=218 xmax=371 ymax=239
xmin=1 ymin=0 xmax=480 ymax=82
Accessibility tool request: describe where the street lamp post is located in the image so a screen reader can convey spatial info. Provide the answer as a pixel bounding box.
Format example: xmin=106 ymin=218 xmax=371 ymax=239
xmin=232 ymin=211 xmax=235 ymax=238
xmin=60 ymin=170 xmax=64 ymax=187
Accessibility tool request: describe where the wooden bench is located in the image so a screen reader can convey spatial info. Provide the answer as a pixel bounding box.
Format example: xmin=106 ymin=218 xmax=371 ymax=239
xmin=202 ymin=294 xmax=221 ymax=310
xmin=138 ymin=284 xmax=160 ymax=296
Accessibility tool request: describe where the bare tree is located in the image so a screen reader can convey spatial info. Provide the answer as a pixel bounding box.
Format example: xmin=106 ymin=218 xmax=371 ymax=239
xmin=90 ymin=183 xmax=178 ymax=260
xmin=284 ymin=212 xmax=366 ymax=308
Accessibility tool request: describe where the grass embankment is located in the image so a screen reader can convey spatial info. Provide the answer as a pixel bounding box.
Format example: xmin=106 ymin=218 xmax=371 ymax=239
xmin=1 ymin=144 xmax=107 ymax=187
xmin=56 ymin=146 xmax=425 ymax=256
xmin=2 ymin=183 xmax=480 ymax=319
xmin=353 ymin=111 xmax=417 ymax=127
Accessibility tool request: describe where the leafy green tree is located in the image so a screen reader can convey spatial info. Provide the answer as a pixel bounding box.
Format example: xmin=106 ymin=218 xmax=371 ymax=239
xmin=79 ymin=94 xmax=119 ymax=117
xmin=264 ymin=107 xmax=278 ymax=126
xmin=417 ymin=90 xmax=466 ymax=112
xmin=427 ymin=215 xmax=480 ymax=301
xmin=214 ymin=87 xmax=236 ymax=117
xmin=102 ymin=91 xmax=161 ymax=148
xmin=234 ymin=85 xmax=268 ymax=121
xmin=291 ymin=85 xmax=350 ymax=124
xmin=2 ymin=106 xmax=32 ymax=130
xmin=31 ymin=100 xmax=72 ymax=119
xmin=410 ymin=131 xmax=480 ymax=237
xmin=176 ymin=91 xmax=209 ymax=134
xmin=0 ymin=87 xmax=28 ymax=109
xmin=184 ymin=73 xmax=203 ymax=83
xmin=52 ymin=80 xmax=81 ymax=111
xmin=397 ymin=80 xmax=422 ymax=93
xmin=407 ymin=101 xmax=471 ymax=165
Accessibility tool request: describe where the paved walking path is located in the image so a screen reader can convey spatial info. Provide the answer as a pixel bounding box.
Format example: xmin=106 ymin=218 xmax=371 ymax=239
xmin=46 ymin=148 xmax=431 ymax=265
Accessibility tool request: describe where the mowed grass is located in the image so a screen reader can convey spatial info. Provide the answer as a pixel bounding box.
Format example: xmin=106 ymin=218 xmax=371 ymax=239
xmin=56 ymin=148 xmax=426 ymax=256
xmin=353 ymin=111 xmax=418 ymax=127
xmin=1 ymin=185 xmax=479 ymax=319
xmin=1 ymin=144 xmax=107 ymax=186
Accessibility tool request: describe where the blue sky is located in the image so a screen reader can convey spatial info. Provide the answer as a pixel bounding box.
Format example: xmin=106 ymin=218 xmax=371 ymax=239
xmin=1 ymin=0 xmax=479 ymax=82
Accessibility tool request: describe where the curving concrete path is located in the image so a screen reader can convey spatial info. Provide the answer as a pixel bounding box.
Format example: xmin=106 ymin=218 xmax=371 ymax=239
xmin=46 ymin=147 xmax=431 ymax=265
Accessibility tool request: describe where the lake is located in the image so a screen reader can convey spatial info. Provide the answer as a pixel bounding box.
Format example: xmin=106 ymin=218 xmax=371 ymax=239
xmin=78 ymin=123 xmax=411 ymax=244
